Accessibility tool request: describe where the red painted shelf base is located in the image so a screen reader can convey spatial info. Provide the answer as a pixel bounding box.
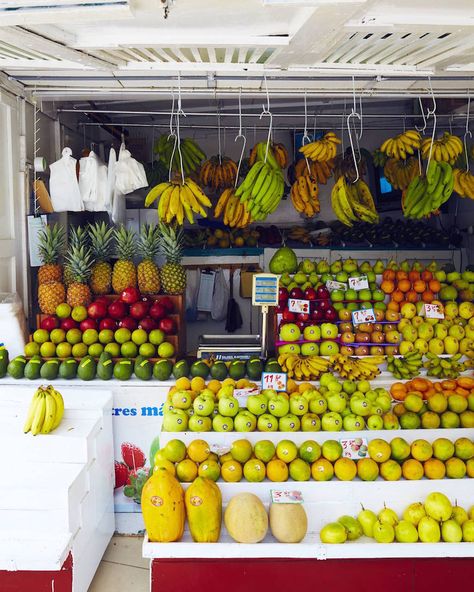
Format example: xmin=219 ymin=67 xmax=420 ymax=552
xmin=0 ymin=553 xmax=72 ymax=592
xmin=151 ymin=557 xmax=474 ymax=592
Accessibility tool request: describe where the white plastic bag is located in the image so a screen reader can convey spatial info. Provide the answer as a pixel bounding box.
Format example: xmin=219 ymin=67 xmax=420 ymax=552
xmin=49 ymin=147 xmax=83 ymax=212
xmin=115 ymin=143 xmax=148 ymax=194
xmin=79 ymin=151 xmax=108 ymax=212
xmin=0 ymin=293 xmax=27 ymax=357
xmin=211 ymin=269 xmax=229 ymax=321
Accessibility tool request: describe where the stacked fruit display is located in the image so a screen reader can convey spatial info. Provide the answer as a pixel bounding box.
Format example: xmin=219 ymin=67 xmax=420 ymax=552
xmin=390 ymin=376 xmax=474 ymax=401
xmin=320 ymin=492 xmax=474 ymax=544
xmin=381 ymin=263 xmax=442 ymax=307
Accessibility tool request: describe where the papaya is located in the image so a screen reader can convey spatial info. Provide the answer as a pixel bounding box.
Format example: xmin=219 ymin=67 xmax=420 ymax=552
xmin=185 ymin=477 xmax=222 ymax=543
xmin=269 ymin=503 xmax=308 ymax=543
xmin=141 ymin=467 xmax=185 ymax=542
xmin=224 ymin=492 xmax=268 ymax=543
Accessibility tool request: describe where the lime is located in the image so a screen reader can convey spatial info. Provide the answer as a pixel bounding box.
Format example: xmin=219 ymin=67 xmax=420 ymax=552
xmin=163 ymin=439 xmax=186 ymax=462
xmin=254 ymin=440 xmax=275 ymax=463
xmin=82 ymin=329 xmax=99 ymax=345
xmin=50 ymin=328 xmax=66 ymax=345
xmin=322 ymin=440 xmax=343 ymax=462
xmin=24 ymin=341 xmax=40 ymax=357
xmin=56 ymin=303 xmax=71 ymax=318
xmin=40 ymin=341 xmax=56 ymax=357
xmin=289 ymin=458 xmax=311 ymax=481
xmin=139 ymin=343 xmax=156 ymax=357
xmin=357 ymin=457 xmax=379 ymax=481
xmin=132 ymin=329 xmax=148 ymax=346
xmin=104 ymin=342 xmax=120 ymax=357
xmin=99 ymin=329 xmax=114 ymax=344
xmin=149 ymin=329 xmax=165 ymax=345
xmin=114 ymin=328 xmax=131 ymax=344
xmin=230 ymin=439 xmax=253 ymax=463
xmin=299 ymin=440 xmax=321 ymax=463
xmin=158 ymin=342 xmax=175 ymax=358
xmin=33 ymin=329 xmax=49 ymax=344
xmin=72 ymin=342 xmax=88 ymax=358
xmin=71 ymin=306 xmax=87 ymax=322
xmin=243 ymin=458 xmax=266 ymax=482
xmin=66 ymin=328 xmax=82 ymax=345
xmin=88 ymin=343 xmax=104 ymax=357
xmin=121 ymin=341 xmax=138 ymax=358
xmin=56 ymin=342 xmax=72 ymax=358
xmin=176 ymin=459 xmax=198 ymax=482
xmin=198 ymin=460 xmax=221 ymax=481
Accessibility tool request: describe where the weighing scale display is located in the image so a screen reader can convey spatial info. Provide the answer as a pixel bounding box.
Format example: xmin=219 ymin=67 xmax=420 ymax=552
xmin=252 ymin=273 xmax=279 ymax=307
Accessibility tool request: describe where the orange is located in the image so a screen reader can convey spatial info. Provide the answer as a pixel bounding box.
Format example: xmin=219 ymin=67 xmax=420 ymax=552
xmin=396 ymin=270 xmax=409 ymax=281
xmin=334 ymin=457 xmax=357 ymax=481
xmin=413 ymin=280 xmax=426 ymax=293
xmin=429 ymin=279 xmax=441 ymax=293
xmin=421 ymin=290 xmax=434 ymax=303
xmin=175 ymin=459 xmax=196 ymax=481
xmin=368 ymin=439 xmax=392 ymax=463
xmin=402 ymin=459 xmax=424 ymax=480
xmin=387 ymin=301 xmax=400 ymax=312
xmin=207 ymin=379 xmax=222 ymax=394
xmin=409 ymin=270 xmax=421 ymax=282
xmin=423 ymin=459 xmax=446 ymax=480
xmin=390 ymin=382 xmax=408 ymax=400
xmin=441 ymin=380 xmax=457 ymax=391
xmin=383 ymin=269 xmax=396 ymax=281
xmin=391 ymin=290 xmax=404 ymax=303
xmin=266 ymin=459 xmax=289 ymax=482
xmin=381 ymin=280 xmax=395 ymax=294
xmin=455 ymin=387 xmax=470 ymax=397
xmin=398 ymin=279 xmax=411 ymax=293
xmin=393 ymin=402 xmax=407 ymax=417
xmin=411 ymin=439 xmax=433 ymax=462
xmin=412 ymin=378 xmax=430 ymax=392
xmin=406 ymin=290 xmax=419 ymax=303
xmin=298 ymin=382 xmax=313 ymax=394
xmin=457 ymin=377 xmax=474 ymax=390
xmin=221 ymin=460 xmax=243 ymax=482
xmin=187 ymin=439 xmax=211 ymax=463
xmin=421 ymin=270 xmax=433 ymax=282
xmin=311 ymin=458 xmax=334 ymax=481
xmin=175 ymin=377 xmax=191 ymax=390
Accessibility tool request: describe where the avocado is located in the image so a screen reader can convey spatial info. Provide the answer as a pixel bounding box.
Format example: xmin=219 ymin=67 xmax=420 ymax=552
xmin=24 ymin=355 xmax=43 ymax=380
xmin=7 ymin=355 xmax=27 ymax=379
xmin=190 ymin=360 xmax=209 ymax=379
xmin=114 ymin=359 xmax=133 ymax=381
xmin=228 ymin=360 xmax=246 ymax=380
xmin=0 ymin=348 xmax=9 ymax=377
xmin=265 ymin=358 xmax=282 ymax=373
xmin=134 ymin=356 xmax=152 ymax=381
xmin=40 ymin=359 xmax=59 ymax=380
xmin=172 ymin=359 xmax=189 ymax=380
xmin=59 ymin=358 xmax=78 ymax=380
xmin=210 ymin=360 xmax=228 ymax=380
xmin=97 ymin=352 xmax=114 ymax=380
xmin=246 ymin=357 xmax=263 ymax=380
xmin=77 ymin=355 xmax=97 ymax=381
xmin=153 ymin=359 xmax=173 ymax=381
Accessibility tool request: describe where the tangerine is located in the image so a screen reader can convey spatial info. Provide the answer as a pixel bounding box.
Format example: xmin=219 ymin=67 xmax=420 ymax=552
xmin=413 ymin=280 xmax=426 ymax=293
xmin=402 ymin=459 xmax=424 ymax=480
xmin=398 ymin=279 xmax=411 ymax=293
xmin=381 ymin=280 xmax=395 ymax=294
xmin=392 ymin=290 xmax=405 ymax=303
xmin=421 ymin=291 xmax=434 ymax=303
xmin=406 ymin=290 xmax=419 ymax=303
xmin=423 ymin=458 xmax=446 ymax=480
xmin=429 ymin=279 xmax=441 ymax=293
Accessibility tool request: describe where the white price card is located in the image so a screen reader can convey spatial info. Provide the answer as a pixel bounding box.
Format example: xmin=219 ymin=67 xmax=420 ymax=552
xmin=340 ymin=438 xmax=368 ymax=459
xmin=423 ymin=303 xmax=445 ymax=319
xmin=234 ymin=387 xmax=259 ymax=407
xmin=352 ymin=308 xmax=376 ymax=325
xmin=271 ymin=490 xmax=304 ymax=504
xmin=210 ymin=443 xmax=231 ymax=456
xmin=326 ymin=280 xmax=347 ymax=291
xmin=348 ymin=275 xmax=369 ymax=291
xmin=288 ymin=298 xmax=310 ymax=314
xmin=261 ymin=372 xmax=287 ymax=391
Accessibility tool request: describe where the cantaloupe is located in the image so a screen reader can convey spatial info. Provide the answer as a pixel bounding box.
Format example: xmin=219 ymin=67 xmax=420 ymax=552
xmin=224 ymin=492 xmax=268 ymax=543
xmin=269 ymin=503 xmax=308 ymax=543
xmin=185 ymin=477 xmax=222 ymax=543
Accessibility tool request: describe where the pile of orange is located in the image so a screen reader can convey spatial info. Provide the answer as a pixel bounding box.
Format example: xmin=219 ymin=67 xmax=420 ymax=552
xmin=391 ymin=376 xmax=474 ymax=401
xmin=381 ymin=268 xmax=441 ymax=311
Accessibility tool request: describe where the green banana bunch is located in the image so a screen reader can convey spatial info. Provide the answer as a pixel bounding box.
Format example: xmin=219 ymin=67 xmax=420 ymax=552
xmin=23 ymin=385 xmax=65 ymax=436
xmin=386 ymin=351 xmax=423 ymax=380
xmin=154 ymin=134 xmax=206 ymax=174
xmin=424 ymin=353 xmax=465 ymax=379
xmin=372 ymin=149 xmax=388 ymax=168
xmin=403 ymin=161 xmax=454 ymax=219
xmin=235 ymin=159 xmax=285 ymax=221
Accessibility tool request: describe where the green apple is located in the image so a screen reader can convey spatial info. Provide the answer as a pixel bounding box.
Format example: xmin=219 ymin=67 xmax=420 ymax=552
xmin=267 ymin=395 xmax=290 ymax=417
xmin=345 ymin=288 xmax=358 ymax=302
xmin=309 ymin=395 xmax=328 ymax=415
xmin=321 ymin=411 xmax=343 ymax=431
xmin=331 ymin=289 xmax=345 ymax=302
xmin=371 ymin=289 xmax=385 ymax=302
xmin=358 ymin=288 xmax=372 ymax=301
xmin=350 ymin=396 xmax=372 ymax=417
xmin=234 ymin=410 xmax=257 ymax=432
xmin=320 ymin=341 xmax=340 ymax=356
xmin=303 ymin=324 xmax=321 ymax=341
xmin=257 ymin=413 xmax=279 ymax=431
xmin=342 ymin=379 xmax=357 ymax=395
xmin=367 ymin=415 xmax=384 ymax=430
xmin=301 ymin=412 xmax=321 ymax=431
xmin=428 ymin=338 xmax=445 ymax=355
xmin=289 ymin=395 xmax=309 ymax=416
xmin=279 ymin=323 xmax=301 ymax=342
xmin=343 ymin=414 xmax=365 ymax=431
xmin=402 ymin=325 xmax=418 ymax=343
xmin=218 ymin=395 xmax=239 ymax=417
xmin=418 ymin=322 xmax=434 ymax=340
xmin=188 ymin=415 xmax=212 ymax=432
xmin=278 ymin=413 xmax=301 ymax=431
xmin=212 ymin=414 xmax=234 ymax=432
xmin=163 ymin=409 xmax=188 ymax=432
xmin=172 ymin=390 xmax=192 ymax=410
xmin=278 ymin=343 xmax=301 ymax=355
xmin=301 ymin=343 xmax=319 ymax=356
xmin=247 ymin=394 xmax=268 ymax=416
xmin=193 ymin=394 xmax=215 ymax=416
xmin=327 ymin=392 xmax=347 ymax=413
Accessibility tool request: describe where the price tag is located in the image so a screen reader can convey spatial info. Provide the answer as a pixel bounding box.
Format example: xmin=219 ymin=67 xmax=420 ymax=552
xmin=261 ymin=372 xmax=287 ymax=391
xmin=352 ymin=308 xmax=376 ymax=325
xmin=326 ymin=280 xmax=347 ymax=291
xmin=423 ymin=303 xmax=445 ymax=319
xmin=340 ymin=438 xmax=368 ymax=459
xmin=348 ymin=275 xmax=369 ymax=291
xmin=210 ymin=443 xmax=231 ymax=456
xmin=288 ymin=299 xmax=310 ymax=313
xmin=271 ymin=490 xmax=304 ymax=504
xmin=234 ymin=387 xmax=259 ymax=407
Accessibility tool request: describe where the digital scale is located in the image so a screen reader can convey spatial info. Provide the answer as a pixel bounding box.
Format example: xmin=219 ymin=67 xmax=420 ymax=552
xmin=197 ymin=273 xmax=279 ymax=360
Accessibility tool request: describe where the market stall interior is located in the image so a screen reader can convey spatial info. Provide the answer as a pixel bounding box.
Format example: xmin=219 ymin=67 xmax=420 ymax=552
xmin=0 ymin=1 xmax=473 ymax=592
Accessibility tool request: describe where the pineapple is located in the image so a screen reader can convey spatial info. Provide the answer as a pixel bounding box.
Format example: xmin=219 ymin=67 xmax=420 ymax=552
xmin=37 ymin=223 xmax=65 ymax=285
xmin=89 ymin=221 xmax=114 ymax=294
xmin=112 ymin=225 xmax=137 ymax=294
xmin=137 ymin=224 xmax=161 ymax=294
xmin=38 ymin=282 xmax=66 ymax=315
xmin=64 ymin=225 xmax=88 ymax=288
xmin=157 ymin=222 xmax=186 ymax=295
xmin=66 ymin=245 xmax=93 ymax=307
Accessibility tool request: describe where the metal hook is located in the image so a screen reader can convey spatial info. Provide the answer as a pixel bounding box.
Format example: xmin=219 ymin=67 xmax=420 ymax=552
xmin=347 ymin=111 xmax=361 ymax=183
xmin=216 ymin=99 xmax=222 ymax=164
xmin=425 ymin=80 xmax=437 ymax=174
xmin=234 ymin=88 xmax=246 ymax=189
xmin=358 ymin=96 xmax=363 ymax=141
xmin=464 ymin=89 xmax=471 ymax=173
xmin=260 ymin=74 xmax=273 ymax=162
xmin=415 ymin=97 xmax=427 ymax=133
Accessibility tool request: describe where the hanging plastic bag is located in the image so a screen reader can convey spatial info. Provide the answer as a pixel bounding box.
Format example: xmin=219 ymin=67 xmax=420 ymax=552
xmin=115 ymin=143 xmax=148 ymax=195
xmin=185 ymin=268 xmax=199 ymax=322
xmin=211 ymin=269 xmax=230 ymax=321
xmin=49 ymin=147 xmax=83 ymax=212
xmin=79 ymin=151 xmax=108 ymax=212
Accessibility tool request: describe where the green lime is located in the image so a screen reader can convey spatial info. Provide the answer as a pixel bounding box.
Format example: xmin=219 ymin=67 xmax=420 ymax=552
xmin=71 ymin=306 xmax=87 ymax=322
xmin=56 ymin=303 xmax=71 ymax=318
xmin=104 ymin=342 xmax=121 ymax=357
xmin=66 ymin=328 xmax=82 ymax=345
xmin=139 ymin=343 xmax=155 ymax=357
xmin=82 ymin=329 xmax=99 ymax=345
xmin=121 ymin=341 xmax=138 ymax=358
xmin=132 ymin=329 xmax=148 ymax=346
xmin=158 ymin=342 xmax=175 ymax=358
xmin=99 ymin=329 xmax=114 ymax=344
xmin=88 ymin=343 xmax=104 ymax=357
xmin=115 ymin=328 xmax=131 ymax=344
xmin=40 ymin=341 xmax=56 ymax=357
xmin=24 ymin=342 xmax=40 ymax=357
xmin=33 ymin=329 xmax=49 ymax=344
xmin=71 ymin=342 xmax=88 ymax=358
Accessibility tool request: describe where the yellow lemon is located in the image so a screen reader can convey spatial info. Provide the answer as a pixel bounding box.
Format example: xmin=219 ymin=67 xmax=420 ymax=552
xmin=175 ymin=377 xmax=191 ymax=391
xmin=190 ymin=376 xmax=206 ymax=392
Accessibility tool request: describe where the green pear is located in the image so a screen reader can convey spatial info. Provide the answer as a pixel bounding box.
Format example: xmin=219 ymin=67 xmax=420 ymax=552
xmin=372 ymin=520 xmax=395 ymax=543
xmin=373 ymin=259 xmax=385 ymax=274
xmin=441 ymin=519 xmax=463 ymax=543
xmin=424 ymin=492 xmax=452 ymax=522
xmin=403 ymin=502 xmax=426 ymax=526
xmin=395 ymin=520 xmax=419 ymax=543
xmin=338 ymin=515 xmax=363 ymax=541
xmin=378 ymin=506 xmax=399 ymax=527
xmin=452 ymin=505 xmax=469 ymax=526
xmin=358 ymin=507 xmax=378 ymax=537
xmin=400 ymin=260 xmax=410 ymax=272
xmin=462 ymin=520 xmax=474 ymax=542
xmin=320 ymin=522 xmax=347 ymax=544
xmin=418 ymin=516 xmax=441 ymax=543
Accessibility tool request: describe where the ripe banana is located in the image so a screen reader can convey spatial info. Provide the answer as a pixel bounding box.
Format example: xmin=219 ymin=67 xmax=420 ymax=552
xmin=290 ymin=175 xmax=320 ymax=217
xmin=453 ymin=168 xmax=474 ymax=199
xmin=421 ymin=132 xmax=463 ymax=165
xmin=384 ymin=157 xmax=418 ymax=191
xmin=200 ymin=155 xmax=238 ymax=190
xmin=380 ymin=130 xmax=421 ymax=160
xmin=278 ymin=353 xmax=331 ymax=380
xmin=24 ymin=385 xmax=65 ymax=436
xmin=146 ymin=178 xmax=211 ymax=224
xmin=330 ymin=354 xmax=383 ymax=381
xmin=299 ymin=132 xmax=341 ymax=162
xmin=331 ymin=176 xmax=378 ymax=226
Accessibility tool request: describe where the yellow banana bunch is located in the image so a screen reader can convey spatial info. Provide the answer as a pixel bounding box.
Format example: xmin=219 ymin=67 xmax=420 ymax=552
xmin=23 ymin=385 xmax=64 ymax=436
xmin=421 ymin=132 xmax=463 ymax=165
xmin=214 ymin=188 xmax=253 ymax=227
xmin=380 ymin=129 xmax=421 ymax=160
xmin=331 ymin=177 xmax=379 ymax=226
xmin=249 ymin=142 xmax=289 ymax=169
xmin=330 ymin=354 xmax=383 ymax=381
xmin=299 ymin=132 xmax=341 ymax=162
xmin=384 ymin=157 xmax=419 ymax=190
xmin=277 ymin=353 xmax=331 ymax=380
xmin=453 ymin=168 xmax=474 ymax=199
xmin=294 ymin=158 xmax=334 ymax=184
xmin=145 ymin=178 xmax=211 ymax=225
xmin=200 ymin=156 xmax=238 ymax=190
xmin=290 ymin=175 xmax=320 ymax=217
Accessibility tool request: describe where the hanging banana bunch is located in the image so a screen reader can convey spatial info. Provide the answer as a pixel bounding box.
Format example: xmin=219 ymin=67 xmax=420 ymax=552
xmin=214 ymin=188 xmax=252 ymax=228
xmin=421 ymin=132 xmax=464 ymax=165
xmin=294 ymin=158 xmax=334 ymax=185
xmin=154 ymin=134 xmax=206 ymax=174
xmin=145 ymin=178 xmax=212 ymax=225
xmin=249 ymin=141 xmax=289 ymax=168
xmin=453 ymin=168 xmax=474 ymax=199
xmin=331 ymin=177 xmax=379 ymax=226
xmin=372 ymin=149 xmax=388 ymax=168
xmin=380 ymin=130 xmax=421 ymax=160
xmin=299 ymin=132 xmax=341 ymax=162
xmin=384 ymin=157 xmax=419 ymax=190
xmin=290 ymin=175 xmax=320 ymax=218
xmin=200 ymin=156 xmax=238 ymax=190
xmin=403 ymin=161 xmax=454 ymax=219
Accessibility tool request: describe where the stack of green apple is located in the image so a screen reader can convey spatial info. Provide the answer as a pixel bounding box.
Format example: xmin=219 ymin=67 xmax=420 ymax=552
xmin=437 ymin=268 xmax=474 ymax=303
xmin=320 ymin=492 xmax=474 ymax=544
xmin=397 ymin=300 xmax=474 ymax=357
xmin=278 ymin=322 xmax=340 ymax=357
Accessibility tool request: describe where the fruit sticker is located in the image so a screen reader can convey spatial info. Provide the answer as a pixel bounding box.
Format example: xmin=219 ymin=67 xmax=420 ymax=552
xmin=326 ymin=280 xmax=347 ymax=291
xmin=271 ymin=490 xmax=304 ymax=504
xmin=261 ymin=372 xmax=287 ymax=391
xmin=150 ymin=496 xmax=163 ymax=507
xmin=340 ymin=437 xmax=368 ymax=459
xmin=348 ymin=275 xmax=369 ymax=291
xmin=423 ymin=303 xmax=445 ymax=319
xmin=352 ymin=308 xmax=375 ymax=325
xmin=288 ymin=298 xmax=310 ymax=313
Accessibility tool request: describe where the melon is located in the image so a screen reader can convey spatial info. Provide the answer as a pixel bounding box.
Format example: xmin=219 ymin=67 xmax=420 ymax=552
xmin=224 ymin=493 xmax=268 ymax=543
xmin=269 ymin=503 xmax=308 ymax=543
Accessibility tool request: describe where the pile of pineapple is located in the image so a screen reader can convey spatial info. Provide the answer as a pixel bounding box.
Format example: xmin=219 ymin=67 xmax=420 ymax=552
xmin=37 ymin=221 xmax=186 ymax=314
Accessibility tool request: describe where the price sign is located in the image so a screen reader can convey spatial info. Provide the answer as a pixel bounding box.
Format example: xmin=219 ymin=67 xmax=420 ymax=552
xmin=252 ymin=273 xmax=279 ymax=307
xmin=424 ymin=303 xmax=445 ymax=319
xmin=326 ymin=280 xmax=347 ymax=291
xmin=348 ymin=275 xmax=369 ymax=291
xmin=352 ymin=308 xmax=376 ymax=325
xmin=271 ymin=490 xmax=304 ymax=504
xmin=234 ymin=387 xmax=259 ymax=407
xmin=261 ymin=372 xmax=287 ymax=391
xmin=340 ymin=438 xmax=368 ymax=460
xmin=210 ymin=443 xmax=231 ymax=456
xmin=288 ymin=298 xmax=310 ymax=313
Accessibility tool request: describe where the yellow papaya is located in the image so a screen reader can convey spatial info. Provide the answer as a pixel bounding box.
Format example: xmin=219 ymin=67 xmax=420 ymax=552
xmin=185 ymin=476 xmax=222 ymax=543
xmin=141 ymin=467 xmax=185 ymax=542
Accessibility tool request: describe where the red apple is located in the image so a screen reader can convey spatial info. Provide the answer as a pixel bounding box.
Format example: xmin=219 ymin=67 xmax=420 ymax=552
xmin=119 ymin=317 xmax=138 ymax=331
xmin=296 ymin=320 xmax=307 ymax=331
xmin=304 ymin=287 xmax=317 ymax=301
xmin=129 ymin=300 xmax=150 ymax=320
xmin=276 ymin=301 xmax=287 ymax=314
xmin=139 ymin=316 xmax=158 ymax=332
xmin=94 ymin=296 xmax=109 ymax=306
xmin=159 ymin=317 xmax=176 ymax=335
xmin=355 ymin=332 xmax=370 ymax=343
xmin=297 ymin=312 xmax=310 ymax=322
xmin=279 ymin=287 xmax=289 ymax=300
xmin=80 ymin=318 xmax=98 ymax=332
xmin=282 ymin=309 xmax=296 ymax=322
xmin=311 ymin=309 xmax=324 ymax=322
xmin=354 ymin=345 xmax=369 ymax=356
xmin=87 ymin=301 xmax=108 ymax=319
xmin=120 ymin=286 xmax=141 ymax=305
xmin=61 ymin=318 xmax=78 ymax=331
xmin=340 ymin=345 xmax=355 ymax=355
xmin=324 ymin=308 xmax=338 ymax=322
xmin=158 ymin=297 xmax=174 ymax=313
xmin=41 ymin=316 xmax=59 ymax=331
xmin=289 ymin=287 xmax=304 ymax=299
xmin=108 ymin=300 xmax=128 ymax=320
xmin=316 ymin=286 xmax=330 ymax=300
xmin=99 ymin=317 xmax=118 ymax=331
xmin=319 ymin=299 xmax=330 ymax=311
xmin=341 ymin=332 xmax=356 ymax=344
xmin=149 ymin=302 xmax=166 ymax=321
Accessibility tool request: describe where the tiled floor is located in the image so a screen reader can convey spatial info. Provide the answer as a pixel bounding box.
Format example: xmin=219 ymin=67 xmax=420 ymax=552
xmin=88 ymin=535 xmax=149 ymax=591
